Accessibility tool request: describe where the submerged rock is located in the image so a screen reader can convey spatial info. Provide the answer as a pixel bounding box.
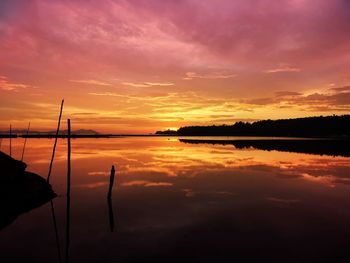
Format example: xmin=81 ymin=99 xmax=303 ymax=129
xmin=0 ymin=151 xmax=56 ymax=230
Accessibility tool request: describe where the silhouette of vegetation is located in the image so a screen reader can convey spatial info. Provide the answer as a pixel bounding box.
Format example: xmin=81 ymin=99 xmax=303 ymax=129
xmin=177 ymin=115 xmax=350 ymax=137
xmin=155 ymin=129 xmax=178 ymax=135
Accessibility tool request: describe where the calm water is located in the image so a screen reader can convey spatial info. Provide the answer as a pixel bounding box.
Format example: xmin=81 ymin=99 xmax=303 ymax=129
xmin=1 ymin=137 xmax=350 ymax=262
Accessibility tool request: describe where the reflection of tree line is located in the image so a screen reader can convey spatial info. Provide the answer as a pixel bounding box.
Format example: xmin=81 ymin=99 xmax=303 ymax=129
xmin=177 ymin=115 xmax=350 ymax=137
xmin=179 ymin=139 xmax=350 ymax=157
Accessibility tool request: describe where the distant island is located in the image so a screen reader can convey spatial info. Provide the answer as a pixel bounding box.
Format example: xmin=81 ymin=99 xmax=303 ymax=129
xmin=157 ymin=115 xmax=350 ymax=138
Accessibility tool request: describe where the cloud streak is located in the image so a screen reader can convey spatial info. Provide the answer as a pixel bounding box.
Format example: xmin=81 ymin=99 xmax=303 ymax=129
xmin=0 ymin=76 xmax=32 ymax=91
xmin=264 ymin=65 xmax=301 ymax=73
xmin=122 ymin=81 xmax=174 ymax=87
xmin=70 ymin=79 xmax=113 ymax=86
xmin=183 ymin=72 xmax=237 ymax=80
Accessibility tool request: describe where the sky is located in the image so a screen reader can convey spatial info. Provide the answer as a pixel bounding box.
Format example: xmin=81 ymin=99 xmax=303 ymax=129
xmin=0 ymin=0 xmax=350 ymax=133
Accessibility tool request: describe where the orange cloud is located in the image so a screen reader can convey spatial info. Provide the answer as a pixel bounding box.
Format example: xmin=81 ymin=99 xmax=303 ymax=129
xmin=122 ymin=82 xmax=174 ymax=87
xmin=0 ymin=76 xmax=33 ymax=91
xmin=70 ymin=79 xmax=113 ymax=86
xmin=183 ymin=72 xmax=237 ymax=80
xmin=264 ymin=65 xmax=301 ymax=73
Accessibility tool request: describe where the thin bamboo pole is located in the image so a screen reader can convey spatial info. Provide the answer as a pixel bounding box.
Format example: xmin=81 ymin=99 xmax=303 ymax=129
xmin=21 ymin=122 xmax=30 ymax=161
xmin=47 ymin=99 xmax=64 ymax=183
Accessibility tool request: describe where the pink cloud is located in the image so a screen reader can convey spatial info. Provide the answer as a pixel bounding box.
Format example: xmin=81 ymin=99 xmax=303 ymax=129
xmin=2 ymin=0 xmax=348 ymax=76
xmin=264 ymin=65 xmax=301 ymax=74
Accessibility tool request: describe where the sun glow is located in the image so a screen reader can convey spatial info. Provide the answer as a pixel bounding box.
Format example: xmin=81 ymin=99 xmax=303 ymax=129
xmin=165 ymin=127 xmax=178 ymax=131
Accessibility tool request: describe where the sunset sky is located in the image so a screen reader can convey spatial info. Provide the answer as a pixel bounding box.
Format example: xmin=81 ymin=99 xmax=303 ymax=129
xmin=0 ymin=0 xmax=349 ymax=133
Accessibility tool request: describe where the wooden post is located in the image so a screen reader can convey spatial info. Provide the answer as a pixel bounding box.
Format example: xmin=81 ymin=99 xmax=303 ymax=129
xmin=47 ymin=99 xmax=64 ymax=183
xmin=21 ymin=122 xmax=30 ymax=161
xmin=107 ymin=165 xmax=115 ymax=199
xmin=9 ymin=124 xmax=12 ymax=157
xmin=65 ymin=118 xmax=71 ymax=263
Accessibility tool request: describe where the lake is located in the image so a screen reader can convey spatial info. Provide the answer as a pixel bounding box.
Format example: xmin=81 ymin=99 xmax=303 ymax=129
xmin=1 ymin=137 xmax=350 ymax=262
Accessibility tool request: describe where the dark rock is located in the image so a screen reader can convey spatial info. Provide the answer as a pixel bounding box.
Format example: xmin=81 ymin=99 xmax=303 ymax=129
xmin=0 ymin=151 xmax=27 ymax=181
xmin=0 ymin=151 xmax=56 ymax=230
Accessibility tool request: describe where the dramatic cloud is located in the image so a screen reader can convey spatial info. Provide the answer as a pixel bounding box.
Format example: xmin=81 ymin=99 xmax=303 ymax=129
xmin=245 ymin=87 xmax=350 ymax=112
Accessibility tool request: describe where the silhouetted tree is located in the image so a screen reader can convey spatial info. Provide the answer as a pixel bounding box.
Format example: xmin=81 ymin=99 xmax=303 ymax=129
xmin=177 ymin=115 xmax=350 ymax=137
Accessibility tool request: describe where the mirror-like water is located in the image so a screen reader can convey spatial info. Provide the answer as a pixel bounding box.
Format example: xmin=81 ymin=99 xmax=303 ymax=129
xmin=1 ymin=137 xmax=350 ymax=262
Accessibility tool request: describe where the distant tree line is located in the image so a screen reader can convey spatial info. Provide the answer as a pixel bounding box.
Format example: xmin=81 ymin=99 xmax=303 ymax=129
xmin=155 ymin=129 xmax=178 ymax=135
xmin=176 ymin=115 xmax=350 ymax=137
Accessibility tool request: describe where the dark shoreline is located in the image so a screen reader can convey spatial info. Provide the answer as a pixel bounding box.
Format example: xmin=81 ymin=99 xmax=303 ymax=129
xmin=1 ymin=134 xmax=350 ymax=139
xmin=2 ymin=135 xmax=349 ymax=157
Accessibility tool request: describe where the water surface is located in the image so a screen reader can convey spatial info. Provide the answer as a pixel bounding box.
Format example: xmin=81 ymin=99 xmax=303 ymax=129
xmin=1 ymin=137 xmax=350 ymax=262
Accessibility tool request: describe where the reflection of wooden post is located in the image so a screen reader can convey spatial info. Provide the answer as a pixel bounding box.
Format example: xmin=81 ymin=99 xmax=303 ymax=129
xmin=107 ymin=165 xmax=115 ymax=199
xmin=0 ymin=138 xmax=2 ymax=151
xmin=9 ymin=124 xmax=12 ymax=157
xmin=107 ymin=197 xmax=115 ymax=232
xmin=67 ymin=119 xmax=71 ymax=197
xmin=47 ymin=99 xmax=64 ymax=183
xmin=65 ymin=118 xmax=71 ymax=263
xmin=21 ymin=122 xmax=30 ymax=161
xmin=51 ymin=200 xmax=62 ymax=263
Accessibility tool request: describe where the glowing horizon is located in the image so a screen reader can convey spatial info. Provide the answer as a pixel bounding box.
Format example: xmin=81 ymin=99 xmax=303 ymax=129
xmin=1 ymin=0 xmax=349 ymax=133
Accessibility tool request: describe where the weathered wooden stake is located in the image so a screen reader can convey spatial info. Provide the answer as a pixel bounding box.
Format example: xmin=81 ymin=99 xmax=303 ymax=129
xmin=107 ymin=165 xmax=115 ymax=199
xmin=47 ymin=99 xmax=64 ymax=183
xmin=21 ymin=122 xmax=30 ymax=161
